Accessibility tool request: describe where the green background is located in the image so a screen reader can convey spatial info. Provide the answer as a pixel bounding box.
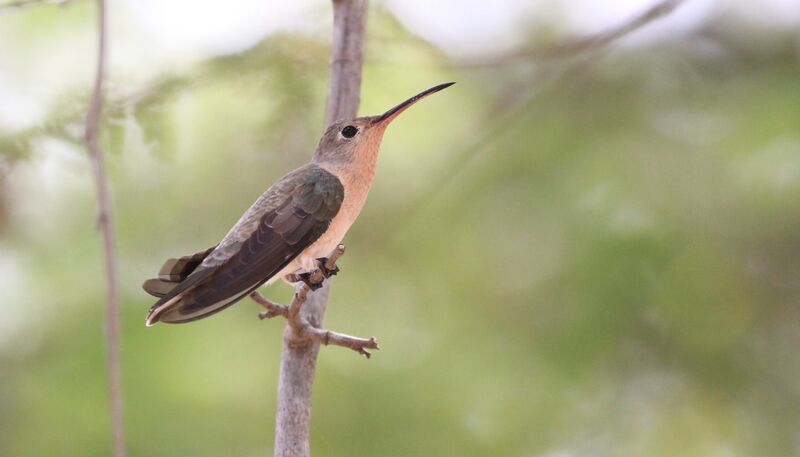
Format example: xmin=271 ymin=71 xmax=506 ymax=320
xmin=2 ymin=2 xmax=800 ymax=456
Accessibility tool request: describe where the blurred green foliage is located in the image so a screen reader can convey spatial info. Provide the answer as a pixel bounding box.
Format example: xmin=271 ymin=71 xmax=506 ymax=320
xmin=2 ymin=5 xmax=800 ymax=457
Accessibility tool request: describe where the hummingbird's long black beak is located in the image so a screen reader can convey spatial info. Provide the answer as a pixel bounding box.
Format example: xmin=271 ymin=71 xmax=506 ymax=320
xmin=376 ymin=82 xmax=455 ymax=125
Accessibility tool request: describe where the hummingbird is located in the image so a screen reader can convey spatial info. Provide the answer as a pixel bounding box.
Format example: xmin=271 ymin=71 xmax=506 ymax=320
xmin=143 ymin=82 xmax=454 ymax=325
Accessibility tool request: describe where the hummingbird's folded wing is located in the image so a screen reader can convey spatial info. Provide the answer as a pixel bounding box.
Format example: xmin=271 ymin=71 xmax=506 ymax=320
xmin=145 ymin=164 xmax=344 ymax=325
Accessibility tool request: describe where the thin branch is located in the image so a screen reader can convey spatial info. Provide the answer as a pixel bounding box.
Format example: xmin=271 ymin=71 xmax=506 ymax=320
xmin=271 ymin=2 xmax=368 ymax=456
xmin=84 ymin=1 xmax=125 ymax=456
xmin=324 ymin=0 xmax=367 ymax=125
xmin=254 ymin=245 xmax=379 ymax=358
xmin=299 ymin=326 xmax=378 ymax=358
xmin=459 ymin=0 xmax=685 ymax=67
xmin=252 ymin=291 xmax=287 ymax=318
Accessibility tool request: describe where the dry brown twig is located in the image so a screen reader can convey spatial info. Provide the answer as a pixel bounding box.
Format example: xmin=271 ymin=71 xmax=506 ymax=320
xmin=251 ymin=244 xmax=379 ymax=358
xmin=267 ymin=2 xmax=368 ymax=456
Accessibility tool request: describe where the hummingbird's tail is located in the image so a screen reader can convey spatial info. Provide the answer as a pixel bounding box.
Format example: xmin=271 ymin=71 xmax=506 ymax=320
xmin=143 ymin=244 xmax=262 ymax=326
xmin=142 ymin=246 xmax=216 ymax=298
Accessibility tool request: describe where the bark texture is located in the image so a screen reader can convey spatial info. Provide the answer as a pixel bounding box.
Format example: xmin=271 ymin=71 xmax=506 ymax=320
xmin=273 ymin=1 xmax=368 ymax=456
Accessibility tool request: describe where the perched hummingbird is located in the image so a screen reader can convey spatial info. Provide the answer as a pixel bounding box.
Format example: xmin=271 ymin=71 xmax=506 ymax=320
xmin=143 ymin=82 xmax=454 ymax=325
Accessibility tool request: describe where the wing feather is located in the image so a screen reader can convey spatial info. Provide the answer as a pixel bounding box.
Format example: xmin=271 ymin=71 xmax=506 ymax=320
xmin=146 ymin=164 xmax=344 ymax=325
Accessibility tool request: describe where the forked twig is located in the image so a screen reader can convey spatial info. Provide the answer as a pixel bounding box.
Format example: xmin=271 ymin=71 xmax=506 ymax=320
xmin=251 ymin=244 xmax=379 ymax=358
xmin=251 ymin=291 xmax=287 ymax=319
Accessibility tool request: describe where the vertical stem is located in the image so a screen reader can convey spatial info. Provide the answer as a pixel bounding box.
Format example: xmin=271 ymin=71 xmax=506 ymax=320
xmin=84 ymin=1 xmax=126 ymax=456
xmin=324 ymin=0 xmax=367 ymax=125
xmin=273 ymin=1 xmax=367 ymax=456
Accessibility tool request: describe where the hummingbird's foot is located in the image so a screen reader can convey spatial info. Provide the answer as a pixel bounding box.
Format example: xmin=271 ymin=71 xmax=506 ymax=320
xmin=296 ymin=255 xmax=341 ymax=290
xmin=316 ymin=257 xmax=340 ymax=278
xmin=254 ymin=244 xmax=378 ymax=358
xmin=298 ymin=272 xmax=324 ymax=291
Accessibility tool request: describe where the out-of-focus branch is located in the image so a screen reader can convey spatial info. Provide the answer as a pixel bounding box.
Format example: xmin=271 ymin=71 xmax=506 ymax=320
xmin=84 ymin=1 xmax=126 ymax=457
xmin=460 ymin=0 xmax=685 ymax=67
xmin=0 ymin=0 xmax=78 ymax=12
xmin=390 ymin=0 xmax=687 ymax=247
xmin=0 ymin=36 xmax=329 ymax=163
xmin=270 ymin=2 xmax=368 ymax=456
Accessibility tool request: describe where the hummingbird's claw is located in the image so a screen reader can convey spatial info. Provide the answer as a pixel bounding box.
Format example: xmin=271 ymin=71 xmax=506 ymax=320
xmin=294 ymin=257 xmax=340 ymax=290
xmin=316 ymin=257 xmax=340 ymax=278
xmin=298 ymin=272 xmax=324 ymax=291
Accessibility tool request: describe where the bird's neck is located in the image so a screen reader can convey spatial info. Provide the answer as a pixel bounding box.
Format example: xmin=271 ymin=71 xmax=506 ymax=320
xmin=316 ymin=144 xmax=381 ymax=221
xmin=318 ymin=152 xmax=378 ymax=196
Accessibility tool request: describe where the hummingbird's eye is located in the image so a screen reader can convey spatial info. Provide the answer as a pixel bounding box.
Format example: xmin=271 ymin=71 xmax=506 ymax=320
xmin=341 ymin=125 xmax=358 ymax=139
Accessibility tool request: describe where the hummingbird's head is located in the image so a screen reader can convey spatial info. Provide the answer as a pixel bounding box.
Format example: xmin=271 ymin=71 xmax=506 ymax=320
xmin=313 ymin=82 xmax=454 ymax=165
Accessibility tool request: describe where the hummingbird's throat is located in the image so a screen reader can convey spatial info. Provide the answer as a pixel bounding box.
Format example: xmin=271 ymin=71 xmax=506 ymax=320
xmin=347 ymin=129 xmax=383 ymax=184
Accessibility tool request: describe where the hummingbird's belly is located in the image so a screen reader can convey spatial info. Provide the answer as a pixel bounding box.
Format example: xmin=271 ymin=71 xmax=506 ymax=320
xmin=268 ymin=213 xmax=353 ymax=284
xmin=271 ymin=185 xmax=367 ymax=283
xmin=305 ymin=210 xmax=353 ymax=259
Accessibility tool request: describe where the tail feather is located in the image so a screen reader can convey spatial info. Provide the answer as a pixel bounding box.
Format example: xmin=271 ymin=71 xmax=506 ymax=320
xmin=146 ymin=283 xmax=259 ymax=326
xmin=142 ymin=278 xmax=179 ymax=298
xmin=157 ymin=246 xmax=217 ymax=281
xmin=143 ymin=245 xmax=217 ymax=323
